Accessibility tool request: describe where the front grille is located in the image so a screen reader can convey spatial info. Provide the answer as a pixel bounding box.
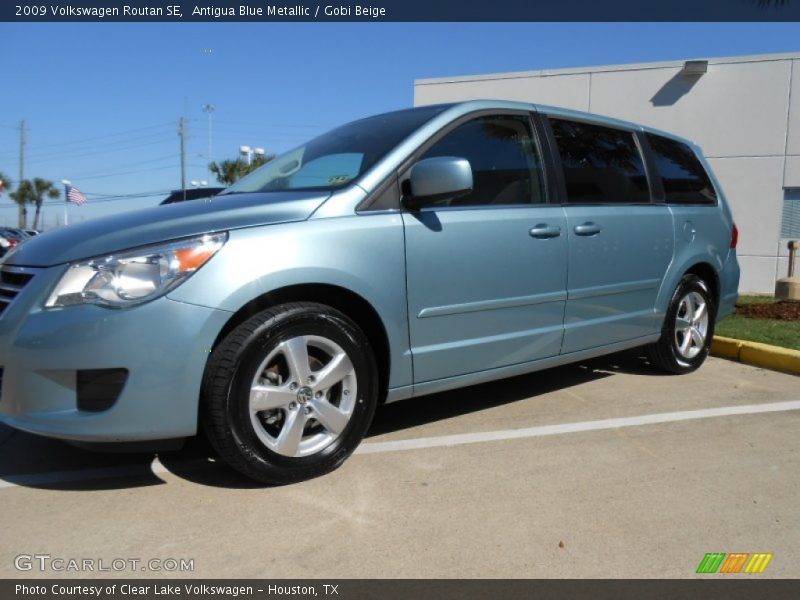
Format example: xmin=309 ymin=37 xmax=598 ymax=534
xmin=0 ymin=265 xmax=37 ymax=316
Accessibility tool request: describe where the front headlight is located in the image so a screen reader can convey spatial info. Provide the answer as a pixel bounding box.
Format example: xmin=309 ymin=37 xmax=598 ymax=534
xmin=45 ymin=232 xmax=227 ymax=309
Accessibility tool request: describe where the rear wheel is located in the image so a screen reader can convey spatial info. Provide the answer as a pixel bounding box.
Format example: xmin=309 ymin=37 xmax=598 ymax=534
xmin=646 ymin=274 xmax=716 ymax=374
xmin=202 ymin=302 xmax=378 ymax=484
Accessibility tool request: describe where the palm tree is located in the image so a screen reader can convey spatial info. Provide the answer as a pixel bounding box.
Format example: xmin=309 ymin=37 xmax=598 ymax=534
xmin=9 ymin=180 xmax=29 ymax=229
xmin=209 ymin=159 xmax=245 ymax=186
xmin=210 ymin=155 xmax=272 ymax=186
xmin=11 ymin=178 xmax=60 ymax=230
xmin=2 ymin=173 xmax=35 ymax=229
xmin=28 ymin=178 xmax=60 ymax=230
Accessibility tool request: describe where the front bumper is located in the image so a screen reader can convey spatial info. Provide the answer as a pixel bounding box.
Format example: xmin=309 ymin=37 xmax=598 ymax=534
xmin=0 ymin=264 xmax=231 ymax=442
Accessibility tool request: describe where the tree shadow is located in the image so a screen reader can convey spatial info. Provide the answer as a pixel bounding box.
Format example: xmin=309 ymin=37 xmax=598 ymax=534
xmin=0 ymin=349 xmax=663 ymax=491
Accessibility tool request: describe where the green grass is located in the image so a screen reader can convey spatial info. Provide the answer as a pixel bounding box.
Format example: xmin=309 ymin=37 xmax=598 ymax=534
xmin=715 ymin=295 xmax=800 ymax=351
xmin=735 ymin=294 xmax=776 ymax=305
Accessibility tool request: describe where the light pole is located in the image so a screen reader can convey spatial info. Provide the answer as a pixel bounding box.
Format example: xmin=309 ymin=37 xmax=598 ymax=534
xmin=202 ymin=104 xmax=215 ymax=184
xmin=61 ymin=179 xmax=70 ymax=226
xmin=239 ymin=145 xmax=265 ymax=166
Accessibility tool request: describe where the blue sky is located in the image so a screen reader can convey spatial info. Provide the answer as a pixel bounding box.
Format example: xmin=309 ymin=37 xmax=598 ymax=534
xmin=1 ymin=22 xmax=799 ymax=228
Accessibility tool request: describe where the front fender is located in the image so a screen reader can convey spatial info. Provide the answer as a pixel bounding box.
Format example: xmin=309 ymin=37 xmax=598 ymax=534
xmin=167 ymin=216 xmax=411 ymax=389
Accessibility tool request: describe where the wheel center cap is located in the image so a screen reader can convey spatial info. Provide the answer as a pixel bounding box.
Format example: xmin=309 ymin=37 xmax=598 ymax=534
xmin=296 ymin=386 xmax=313 ymax=404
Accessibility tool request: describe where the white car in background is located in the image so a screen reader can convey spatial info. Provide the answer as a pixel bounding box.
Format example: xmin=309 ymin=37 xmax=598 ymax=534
xmin=0 ymin=228 xmax=31 ymax=257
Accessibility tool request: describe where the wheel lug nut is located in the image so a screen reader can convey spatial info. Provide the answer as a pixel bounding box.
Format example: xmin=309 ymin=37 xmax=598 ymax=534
xmin=315 ymin=391 xmax=323 ymax=399
xmin=289 ymin=382 xmax=298 ymax=391
xmin=307 ymin=375 xmax=315 ymax=384
xmin=288 ymin=402 xmax=297 ymax=411
xmin=304 ymin=406 xmax=312 ymax=415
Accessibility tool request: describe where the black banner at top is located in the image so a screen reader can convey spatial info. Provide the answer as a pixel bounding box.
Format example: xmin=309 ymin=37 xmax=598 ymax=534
xmin=3 ymin=0 xmax=800 ymax=22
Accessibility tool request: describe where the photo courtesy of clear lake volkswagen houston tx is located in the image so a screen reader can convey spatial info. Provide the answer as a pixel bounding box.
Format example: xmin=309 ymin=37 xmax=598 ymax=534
xmin=0 ymin=100 xmax=739 ymax=484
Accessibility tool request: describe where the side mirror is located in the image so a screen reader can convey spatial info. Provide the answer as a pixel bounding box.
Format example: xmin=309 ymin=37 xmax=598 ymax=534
xmin=403 ymin=156 xmax=473 ymax=211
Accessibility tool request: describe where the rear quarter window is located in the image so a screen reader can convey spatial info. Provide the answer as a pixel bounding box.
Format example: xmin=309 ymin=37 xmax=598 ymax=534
xmin=645 ymin=133 xmax=717 ymax=205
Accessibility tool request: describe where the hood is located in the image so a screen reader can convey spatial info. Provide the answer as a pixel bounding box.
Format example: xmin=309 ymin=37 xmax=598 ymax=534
xmin=5 ymin=191 xmax=329 ymax=267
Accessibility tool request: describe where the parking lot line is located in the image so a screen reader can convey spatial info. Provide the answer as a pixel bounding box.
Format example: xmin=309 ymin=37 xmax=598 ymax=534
xmin=355 ymin=399 xmax=800 ymax=454
xmin=1 ymin=399 xmax=799 ymax=490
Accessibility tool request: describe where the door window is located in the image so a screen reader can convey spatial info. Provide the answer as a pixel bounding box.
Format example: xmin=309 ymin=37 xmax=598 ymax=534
xmin=550 ymin=118 xmax=650 ymax=204
xmin=417 ymin=114 xmax=545 ymax=207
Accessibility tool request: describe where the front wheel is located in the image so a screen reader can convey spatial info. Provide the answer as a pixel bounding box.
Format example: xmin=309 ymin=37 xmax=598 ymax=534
xmin=646 ymin=274 xmax=716 ymax=374
xmin=202 ymin=302 xmax=378 ymax=484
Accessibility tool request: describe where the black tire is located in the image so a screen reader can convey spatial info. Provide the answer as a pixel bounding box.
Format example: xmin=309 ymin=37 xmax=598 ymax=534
xmin=202 ymin=302 xmax=378 ymax=484
xmin=646 ymin=274 xmax=716 ymax=374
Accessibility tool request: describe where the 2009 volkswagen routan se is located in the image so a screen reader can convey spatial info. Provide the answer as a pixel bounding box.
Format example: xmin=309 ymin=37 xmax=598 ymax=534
xmin=0 ymin=101 xmax=739 ymax=483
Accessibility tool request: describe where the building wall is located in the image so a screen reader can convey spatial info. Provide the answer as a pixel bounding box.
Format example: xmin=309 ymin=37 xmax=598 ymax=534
xmin=414 ymin=53 xmax=800 ymax=294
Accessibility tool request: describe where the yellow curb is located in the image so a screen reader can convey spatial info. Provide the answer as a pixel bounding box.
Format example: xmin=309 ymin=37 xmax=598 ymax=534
xmin=711 ymin=335 xmax=800 ymax=376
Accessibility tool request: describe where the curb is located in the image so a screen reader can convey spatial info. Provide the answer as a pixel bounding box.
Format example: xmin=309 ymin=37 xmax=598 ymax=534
xmin=711 ymin=336 xmax=800 ymax=376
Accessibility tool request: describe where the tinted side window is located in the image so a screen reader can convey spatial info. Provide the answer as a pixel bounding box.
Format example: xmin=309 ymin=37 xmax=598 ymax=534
xmin=646 ymin=133 xmax=717 ymax=205
xmin=419 ymin=114 xmax=545 ymax=207
xmin=550 ymin=118 xmax=650 ymax=204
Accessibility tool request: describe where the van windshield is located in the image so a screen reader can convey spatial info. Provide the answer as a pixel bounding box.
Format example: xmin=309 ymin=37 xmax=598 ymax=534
xmin=221 ymin=105 xmax=449 ymax=195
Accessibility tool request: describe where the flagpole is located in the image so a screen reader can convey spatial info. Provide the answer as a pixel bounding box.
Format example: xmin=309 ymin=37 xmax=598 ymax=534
xmin=61 ymin=179 xmax=70 ymax=226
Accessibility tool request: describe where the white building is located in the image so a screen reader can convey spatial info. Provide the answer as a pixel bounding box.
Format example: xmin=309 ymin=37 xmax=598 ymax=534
xmin=414 ymin=52 xmax=800 ymax=294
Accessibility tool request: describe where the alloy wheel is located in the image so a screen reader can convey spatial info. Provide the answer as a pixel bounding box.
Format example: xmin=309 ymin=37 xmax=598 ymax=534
xmin=248 ymin=335 xmax=357 ymax=457
xmin=673 ymin=291 xmax=709 ymax=360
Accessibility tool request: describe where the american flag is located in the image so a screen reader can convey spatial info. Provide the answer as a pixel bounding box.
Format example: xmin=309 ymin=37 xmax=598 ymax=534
xmin=66 ymin=185 xmax=87 ymax=206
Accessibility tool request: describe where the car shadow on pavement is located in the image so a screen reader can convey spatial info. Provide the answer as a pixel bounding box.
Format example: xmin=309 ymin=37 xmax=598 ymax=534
xmin=0 ymin=426 xmax=164 ymax=490
xmin=0 ymin=349 xmax=663 ymax=491
xmin=367 ymin=349 xmax=654 ymax=437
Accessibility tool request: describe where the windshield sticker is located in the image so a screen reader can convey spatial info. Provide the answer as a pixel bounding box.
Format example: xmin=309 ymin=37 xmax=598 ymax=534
xmin=328 ymin=175 xmax=351 ymax=184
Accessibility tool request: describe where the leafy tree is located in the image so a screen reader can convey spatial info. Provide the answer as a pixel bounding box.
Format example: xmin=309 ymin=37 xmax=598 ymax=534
xmin=11 ymin=178 xmax=60 ymax=230
xmin=210 ymin=154 xmax=272 ymax=186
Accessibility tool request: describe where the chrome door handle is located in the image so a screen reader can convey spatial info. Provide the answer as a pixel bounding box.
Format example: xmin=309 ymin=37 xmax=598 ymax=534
xmin=574 ymin=222 xmax=601 ymax=236
xmin=529 ymin=224 xmax=562 ymax=239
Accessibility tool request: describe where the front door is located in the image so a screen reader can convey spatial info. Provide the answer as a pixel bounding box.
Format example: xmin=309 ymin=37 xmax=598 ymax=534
xmin=403 ymin=113 xmax=568 ymax=383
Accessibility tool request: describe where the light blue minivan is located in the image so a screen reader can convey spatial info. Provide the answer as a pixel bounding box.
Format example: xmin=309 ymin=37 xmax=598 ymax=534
xmin=0 ymin=101 xmax=739 ymax=483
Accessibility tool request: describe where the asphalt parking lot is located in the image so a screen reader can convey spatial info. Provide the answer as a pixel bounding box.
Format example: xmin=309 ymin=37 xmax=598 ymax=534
xmin=1 ymin=351 xmax=798 ymax=579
